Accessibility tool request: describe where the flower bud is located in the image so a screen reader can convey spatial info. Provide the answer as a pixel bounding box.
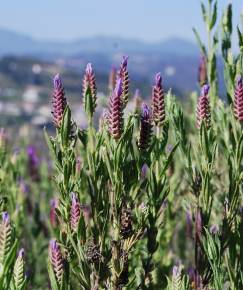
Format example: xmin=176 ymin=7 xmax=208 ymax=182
xmin=52 ymin=74 xmax=67 ymax=128
xmin=83 ymin=63 xmax=97 ymax=117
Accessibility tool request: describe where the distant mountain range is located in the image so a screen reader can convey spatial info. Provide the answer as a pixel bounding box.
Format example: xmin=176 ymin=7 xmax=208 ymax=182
xmin=0 ymin=28 xmax=198 ymax=58
xmin=1 ymin=28 xmax=226 ymax=98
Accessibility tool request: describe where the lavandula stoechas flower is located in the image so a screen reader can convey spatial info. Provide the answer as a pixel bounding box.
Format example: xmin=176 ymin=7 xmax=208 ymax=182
xmin=198 ymin=55 xmax=208 ymax=87
xmin=233 ymin=76 xmax=243 ymax=122
xmin=152 ymin=73 xmax=165 ymax=126
xmin=52 ymin=74 xmax=67 ymax=128
xmin=13 ymin=248 xmax=26 ymax=289
xmin=27 ymin=145 xmax=40 ymax=182
xmin=117 ymin=56 xmax=129 ymax=108
xmin=108 ymin=78 xmax=123 ymax=140
xmin=83 ymin=63 xmax=97 ymax=117
xmin=49 ymin=239 xmax=64 ymax=285
xmin=196 ymin=84 xmax=211 ymax=129
xmin=70 ymin=192 xmax=81 ymax=232
xmin=137 ymin=103 xmax=153 ymax=150
xmin=0 ymin=212 xmax=12 ymax=264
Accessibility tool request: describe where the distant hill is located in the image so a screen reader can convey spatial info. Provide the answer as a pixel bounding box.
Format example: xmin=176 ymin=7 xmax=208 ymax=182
xmin=0 ymin=28 xmax=198 ymax=58
xmin=1 ymin=28 xmax=227 ymax=100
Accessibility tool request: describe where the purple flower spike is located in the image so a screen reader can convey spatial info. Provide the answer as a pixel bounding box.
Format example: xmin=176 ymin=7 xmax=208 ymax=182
xmin=152 ymin=72 xmax=165 ymax=126
xmin=198 ymin=55 xmax=208 ymax=87
xmin=117 ymin=56 xmax=129 ymax=107
xmin=196 ymin=84 xmax=211 ymax=129
xmin=233 ymin=76 xmax=243 ymax=122
xmin=83 ymin=63 xmax=97 ymax=116
xmin=52 ymin=74 xmax=67 ymax=128
xmin=108 ymin=78 xmax=124 ymax=140
xmin=138 ymin=103 xmax=153 ymax=150
xmin=70 ymin=193 xmax=81 ymax=232
xmin=49 ymin=239 xmax=64 ymax=284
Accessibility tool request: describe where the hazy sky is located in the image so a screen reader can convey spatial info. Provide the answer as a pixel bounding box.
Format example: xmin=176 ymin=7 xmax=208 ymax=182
xmin=0 ymin=0 xmax=242 ymax=42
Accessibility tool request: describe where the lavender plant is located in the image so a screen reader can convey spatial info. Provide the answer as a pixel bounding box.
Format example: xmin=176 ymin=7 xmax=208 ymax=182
xmin=0 ymin=1 xmax=242 ymax=289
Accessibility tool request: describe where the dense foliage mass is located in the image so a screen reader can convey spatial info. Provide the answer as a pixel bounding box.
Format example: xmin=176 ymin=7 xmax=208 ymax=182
xmin=0 ymin=1 xmax=242 ymax=289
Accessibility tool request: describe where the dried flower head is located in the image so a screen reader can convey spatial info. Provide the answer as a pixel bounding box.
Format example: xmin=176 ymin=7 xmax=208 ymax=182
xmin=233 ymin=76 xmax=243 ymax=122
xmin=152 ymin=73 xmax=165 ymax=126
xmin=86 ymin=239 xmax=101 ymax=264
xmin=52 ymin=74 xmax=67 ymax=128
xmin=118 ymin=56 xmax=129 ymax=107
xmin=120 ymin=204 xmax=133 ymax=239
xmin=137 ymin=103 xmax=153 ymax=150
xmin=108 ymin=78 xmax=124 ymax=140
xmin=196 ymin=84 xmax=211 ymax=129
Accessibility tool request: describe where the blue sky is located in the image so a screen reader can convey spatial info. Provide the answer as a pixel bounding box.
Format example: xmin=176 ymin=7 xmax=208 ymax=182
xmin=0 ymin=0 xmax=242 ymax=42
